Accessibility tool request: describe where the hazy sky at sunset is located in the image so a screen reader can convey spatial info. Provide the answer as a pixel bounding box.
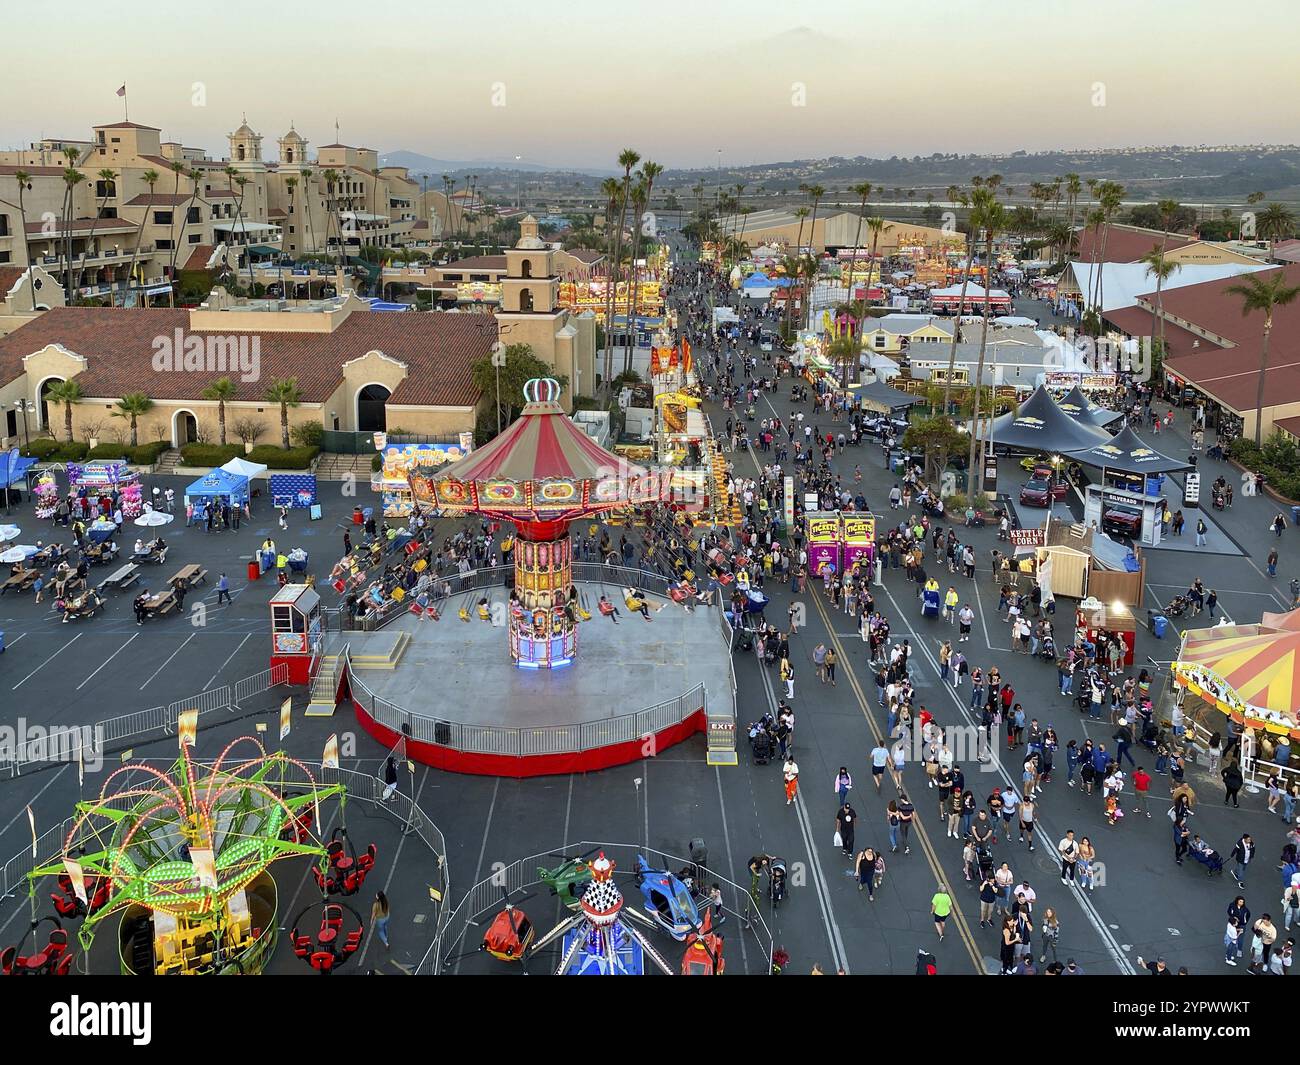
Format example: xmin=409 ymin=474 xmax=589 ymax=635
xmin=3 ymin=0 xmax=1297 ymax=170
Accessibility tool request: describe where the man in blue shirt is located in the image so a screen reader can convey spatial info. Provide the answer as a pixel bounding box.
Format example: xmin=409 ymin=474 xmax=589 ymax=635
xmin=216 ymin=572 xmax=232 ymax=605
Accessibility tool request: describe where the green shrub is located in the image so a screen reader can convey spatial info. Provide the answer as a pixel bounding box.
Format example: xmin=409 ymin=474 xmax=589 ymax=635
xmin=87 ymin=444 xmax=127 ymax=460
xmin=290 ymin=420 xmax=324 ymax=448
xmin=50 ymin=442 xmax=89 ymax=462
xmin=247 ymin=445 xmax=320 ymax=469
xmin=129 ymin=441 xmax=170 ymax=465
xmin=180 ymin=443 xmax=241 ymax=467
xmin=19 ymin=437 xmax=59 ymax=459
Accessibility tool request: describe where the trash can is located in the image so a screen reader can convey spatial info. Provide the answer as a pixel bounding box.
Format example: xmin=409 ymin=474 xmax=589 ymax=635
xmin=1291 ymin=505 xmax=1300 ymax=525
xmin=247 ymin=560 xmax=261 ymax=582
xmin=1152 ymin=615 xmax=1169 ymax=639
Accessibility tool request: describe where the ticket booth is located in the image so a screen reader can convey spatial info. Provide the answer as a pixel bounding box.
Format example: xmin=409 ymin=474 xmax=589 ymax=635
xmin=804 ymin=511 xmax=841 ymax=578
xmin=270 ymin=584 xmax=322 ymax=684
xmin=841 ymin=512 xmax=877 ymax=573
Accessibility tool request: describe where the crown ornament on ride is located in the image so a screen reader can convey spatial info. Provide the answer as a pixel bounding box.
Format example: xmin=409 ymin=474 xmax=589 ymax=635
xmin=521 ymin=377 xmax=563 ymax=409
xmin=579 ymin=852 xmax=623 ymax=925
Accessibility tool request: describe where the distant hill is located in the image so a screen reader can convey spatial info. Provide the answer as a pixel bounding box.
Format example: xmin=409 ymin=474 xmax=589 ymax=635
xmin=378 ymin=150 xmax=617 ymax=178
xmin=657 ymin=146 xmax=1300 ymax=203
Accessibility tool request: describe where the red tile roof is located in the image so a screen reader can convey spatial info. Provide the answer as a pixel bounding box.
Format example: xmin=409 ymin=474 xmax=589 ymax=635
xmin=1103 ymin=305 xmax=1218 ymax=360
xmin=0 ymin=306 xmax=489 ymax=407
xmin=1073 ymin=223 xmax=1194 ymax=264
xmin=1159 ymin=264 xmax=1300 ymax=411
xmin=0 ymin=267 xmax=25 ymax=298
xmin=0 ymin=165 xmax=67 ymax=177
xmin=565 ymin=249 xmax=604 ymax=264
xmin=439 ymin=255 xmax=506 ymax=273
xmin=183 ymin=245 xmax=216 ymax=272
xmin=125 ymin=193 xmax=190 ymax=206
xmin=1275 ymin=415 xmax=1300 ymax=440
xmin=25 ymin=218 xmax=136 ymax=234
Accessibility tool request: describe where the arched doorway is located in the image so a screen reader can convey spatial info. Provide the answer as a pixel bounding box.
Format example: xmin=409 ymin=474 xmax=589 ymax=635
xmin=172 ymin=409 xmax=198 ymax=447
xmin=356 ymin=384 xmax=390 ymax=433
xmin=37 ymin=376 xmax=65 ymax=431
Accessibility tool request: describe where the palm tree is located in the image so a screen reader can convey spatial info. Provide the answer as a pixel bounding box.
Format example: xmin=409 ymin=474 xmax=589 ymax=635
xmin=111 ymin=392 xmax=154 ymax=448
xmin=862 ymin=216 xmax=886 ymax=313
xmin=123 ymin=168 xmax=159 ymax=307
xmin=941 ymin=186 xmax=974 ymax=415
xmin=320 ymin=169 xmax=341 ymax=267
xmin=8 ymin=170 xmax=35 ymax=310
xmin=70 ymin=168 xmax=117 ymax=301
xmin=1064 ymin=172 xmax=1082 ymax=251
xmin=1257 ymin=203 xmax=1296 ymax=261
xmin=1092 ymin=182 xmax=1125 ymax=327
xmin=804 ymin=183 xmax=826 ymax=258
xmin=232 ymin=176 xmax=256 ymax=291
xmin=967 ymin=185 xmax=1008 ymax=484
xmin=844 ymin=182 xmax=873 ymax=333
xmin=299 ymin=168 xmax=316 ymax=255
xmin=58 ymin=161 xmax=85 ymax=301
xmin=1139 ymin=246 xmax=1180 ymax=379
xmin=603 ymin=149 xmax=640 ymax=391
xmin=624 ymin=161 xmax=663 ymax=374
xmin=167 ymin=167 xmax=204 ymax=302
xmin=622 ymin=178 xmax=649 ymax=374
xmin=264 ymin=378 xmax=302 ymax=449
xmin=1225 ymin=271 xmax=1300 ymax=446
xmin=44 ymin=379 xmax=84 ymax=442
xmin=201 ymin=376 xmax=238 ymax=445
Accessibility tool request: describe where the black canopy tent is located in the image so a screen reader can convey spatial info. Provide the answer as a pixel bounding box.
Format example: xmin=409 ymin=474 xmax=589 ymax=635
xmin=854 ymin=378 xmax=925 ymax=415
xmin=974 ymin=384 xmax=1112 ymax=454
xmin=1066 ymin=424 xmax=1191 ymax=475
xmin=1057 ymin=385 xmax=1123 ymax=428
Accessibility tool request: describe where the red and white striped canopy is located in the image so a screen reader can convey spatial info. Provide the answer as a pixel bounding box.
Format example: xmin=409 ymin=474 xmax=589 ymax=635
xmin=409 ymin=379 xmax=665 ymax=519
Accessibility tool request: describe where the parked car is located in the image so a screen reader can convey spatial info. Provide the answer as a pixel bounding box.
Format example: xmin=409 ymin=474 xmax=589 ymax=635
xmin=1101 ymin=505 xmax=1142 ymax=539
xmin=1019 ymin=478 xmax=1052 ymax=507
xmin=1030 ymin=463 xmax=1070 ymax=501
xmin=759 ymin=331 xmax=776 ymax=353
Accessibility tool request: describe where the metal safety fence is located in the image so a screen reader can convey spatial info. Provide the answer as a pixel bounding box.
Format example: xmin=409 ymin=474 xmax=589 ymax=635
xmin=0 ymin=663 xmax=288 ymax=779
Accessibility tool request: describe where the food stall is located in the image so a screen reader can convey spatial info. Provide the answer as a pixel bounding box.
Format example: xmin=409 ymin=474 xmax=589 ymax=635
xmin=1076 ymin=596 xmax=1135 ymax=667
xmin=372 ymin=436 xmax=472 ymax=517
xmin=69 ymin=460 xmax=143 ymax=519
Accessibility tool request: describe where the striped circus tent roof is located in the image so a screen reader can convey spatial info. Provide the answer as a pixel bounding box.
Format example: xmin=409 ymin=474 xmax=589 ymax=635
xmin=410 ymin=378 xmax=664 ymax=519
xmin=1174 ymin=627 xmax=1300 ymax=733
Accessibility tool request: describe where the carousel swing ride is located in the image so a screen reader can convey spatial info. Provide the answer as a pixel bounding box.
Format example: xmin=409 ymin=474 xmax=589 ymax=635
xmin=14 ymin=732 xmax=377 ymax=975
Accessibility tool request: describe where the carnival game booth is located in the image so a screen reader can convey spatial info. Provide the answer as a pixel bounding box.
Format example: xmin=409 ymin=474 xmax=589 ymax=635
xmin=930 ymin=282 xmax=1012 ymax=315
xmin=69 ymin=460 xmax=143 ymax=520
xmin=185 ymin=467 xmax=249 ymax=511
xmin=372 ymin=439 xmax=472 ymax=517
xmin=1077 ymin=595 xmax=1136 ymax=667
xmin=409 ymin=378 xmax=667 ymax=670
xmin=1071 ymin=426 xmax=1187 ymax=549
xmin=1173 ymin=624 xmax=1300 ymax=748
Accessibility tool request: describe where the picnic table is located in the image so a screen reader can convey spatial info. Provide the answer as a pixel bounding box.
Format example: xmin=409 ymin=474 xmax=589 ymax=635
xmin=97 ymin=563 xmax=141 ymax=594
xmin=169 ymin=565 xmax=208 ymax=590
xmin=81 ymin=542 xmax=118 ymax=566
xmin=0 ymin=569 xmax=39 ymax=596
xmin=62 ymin=591 xmax=104 ymax=621
xmin=143 ymin=589 xmax=179 ymax=617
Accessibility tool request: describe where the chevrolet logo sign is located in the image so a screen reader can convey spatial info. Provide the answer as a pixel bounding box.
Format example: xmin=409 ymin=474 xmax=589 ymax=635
xmin=1015 ymin=417 xmax=1044 ymax=426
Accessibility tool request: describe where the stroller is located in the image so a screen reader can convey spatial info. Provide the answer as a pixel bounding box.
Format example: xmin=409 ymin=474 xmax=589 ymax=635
xmin=1165 ymin=594 xmax=1191 ymax=618
xmin=975 ymin=842 xmax=995 ymax=882
xmin=1189 ymin=838 xmax=1225 ymax=876
xmin=749 ymin=714 xmax=777 ymax=765
xmin=769 ymin=859 xmax=788 ymax=908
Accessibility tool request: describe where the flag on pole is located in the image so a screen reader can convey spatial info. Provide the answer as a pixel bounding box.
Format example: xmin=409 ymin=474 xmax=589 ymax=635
xmin=116 ymin=84 xmax=126 ymax=97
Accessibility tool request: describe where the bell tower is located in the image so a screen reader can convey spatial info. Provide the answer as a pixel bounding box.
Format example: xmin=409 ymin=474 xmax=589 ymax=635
xmin=228 ymin=115 xmax=263 ymax=164
xmin=501 ymin=215 xmax=559 ymax=314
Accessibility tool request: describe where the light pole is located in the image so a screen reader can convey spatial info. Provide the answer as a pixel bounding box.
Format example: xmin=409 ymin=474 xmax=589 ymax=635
xmin=13 ymin=398 xmax=32 ymax=450
xmin=490 ymin=340 xmax=506 ymax=437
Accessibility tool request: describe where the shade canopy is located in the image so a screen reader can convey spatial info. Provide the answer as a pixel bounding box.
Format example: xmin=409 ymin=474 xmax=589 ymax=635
xmin=977 ymin=385 xmax=1111 ymax=453
xmin=1067 ymin=425 xmax=1190 ymax=474
xmin=855 ymin=379 xmax=924 ymax=413
xmin=186 ymin=467 xmax=249 ymax=502
xmin=1057 ymin=385 xmax=1123 ymax=428
xmin=221 ymin=457 xmax=267 ymax=480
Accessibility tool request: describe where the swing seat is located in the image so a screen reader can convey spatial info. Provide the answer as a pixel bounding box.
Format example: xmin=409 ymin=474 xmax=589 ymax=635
xmin=458 ymin=607 xmax=471 ymax=622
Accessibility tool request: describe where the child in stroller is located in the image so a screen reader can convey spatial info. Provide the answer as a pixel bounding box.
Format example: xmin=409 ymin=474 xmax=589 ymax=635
xmin=1188 ymin=835 xmax=1225 ymax=876
xmin=748 ymin=713 xmax=777 ymax=764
